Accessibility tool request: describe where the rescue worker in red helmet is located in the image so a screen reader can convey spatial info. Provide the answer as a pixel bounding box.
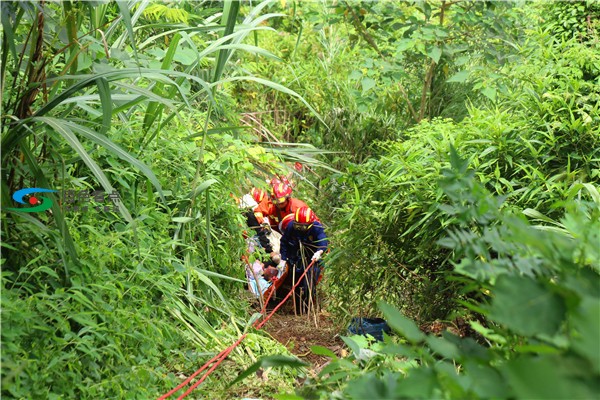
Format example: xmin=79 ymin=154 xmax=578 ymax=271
xmin=278 ymin=213 xmax=295 ymax=234
xmin=254 ymin=182 xmax=309 ymax=234
xmin=277 ymin=206 xmax=328 ymax=312
xmin=278 ymin=206 xmax=328 ymax=269
xmin=250 ymin=187 xmax=267 ymax=205
xmin=250 ymin=188 xmax=273 ymax=231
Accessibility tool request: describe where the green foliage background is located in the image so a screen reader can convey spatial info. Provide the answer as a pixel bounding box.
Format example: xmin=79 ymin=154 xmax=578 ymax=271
xmin=1 ymin=0 xmax=599 ymax=399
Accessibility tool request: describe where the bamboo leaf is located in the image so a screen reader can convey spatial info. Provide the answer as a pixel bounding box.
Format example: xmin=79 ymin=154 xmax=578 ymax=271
xmin=188 ymin=178 xmax=219 ymax=201
xmin=193 ymin=268 xmax=231 ymax=312
xmin=522 ymin=208 xmax=562 ymax=226
xmin=172 ymin=217 xmax=194 ymax=223
xmin=34 ymin=117 xmax=133 ymax=223
xmin=582 ymin=183 xmax=600 ymax=205
xmin=0 ymin=1 xmax=18 ymax=62
xmin=213 ymin=0 xmax=240 ymax=85
xmin=115 ymin=1 xmax=140 ymax=64
xmin=217 ymin=43 xmax=282 ymax=62
xmin=143 ymin=33 xmax=182 ymax=132
xmin=217 ymin=76 xmax=328 ymax=128
xmin=185 ymin=126 xmax=251 ymax=140
xmin=196 ymin=268 xmax=247 ymax=283
xmin=57 ymin=120 xmax=165 ymax=204
xmin=18 ymin=141 xmax=79 ymax=283
xmin=96 ymin=77 xmax=112 ymax=135
xmin=137 ymin=25 xmax=219 ymax=50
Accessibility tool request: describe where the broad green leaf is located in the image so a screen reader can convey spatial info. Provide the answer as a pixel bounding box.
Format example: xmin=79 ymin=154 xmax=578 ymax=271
xmin=429 ymin=46 xmax=442 ymax=63
xmin=310 ymin=345 xmax=337 ymax=358
xmin=344 ymin=371 xmax=402 ymax=400
xmin=379 ymin=301 xmax=425 ymax=343
xmin=571 ymin=296 xmax=600 ymax=374
xmin=396 ymin=38 xmax=413 ymax=52
xmin=489 ymin=275 xmax=566 ymax=337
xmin=188 ymin=178 xmax=218 ymax=201
xmin=481 ymin=87 xmax=496 ymax=101
xmin=172 ymin=47 xmax=197 ymax=65
xmin=447 ymin=70 xmax=469 ymax=83
xmin=395 ymin=368 xmax=438 ymax=397
xmin=464 ymin=361 xmax=511 ymax=398
xmin=469 ymin=321 xmax=507 ymax=344
xmin=501 ymin=356 xmax=594 ymax=399
xmin=425 ymin=336 xmax=459 ymax=359
xmin=0 ymin=3 xmax=18 ymax=62
xmin=341 ymin=335 xmax=361 ymax=356
xmin=361 ymin=77 xmax=377 ymax=94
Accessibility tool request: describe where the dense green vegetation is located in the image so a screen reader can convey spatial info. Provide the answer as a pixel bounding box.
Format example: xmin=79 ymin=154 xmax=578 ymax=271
xmin=2 ymin=1 xmax=598 ymax=399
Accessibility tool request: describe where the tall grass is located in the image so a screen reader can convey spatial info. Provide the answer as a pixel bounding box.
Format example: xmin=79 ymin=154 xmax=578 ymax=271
xmin=1 ymin=1 xmax=321 ymax=397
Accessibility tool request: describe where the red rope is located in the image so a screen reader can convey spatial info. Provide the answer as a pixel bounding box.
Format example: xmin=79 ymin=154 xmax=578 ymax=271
xmin=260 ymin=275 xmax=277 ymax=315
xmin=158 ymin=260 xmax=316 ymax=399
xmin=177 ymin=333 xmax=248 ymax=399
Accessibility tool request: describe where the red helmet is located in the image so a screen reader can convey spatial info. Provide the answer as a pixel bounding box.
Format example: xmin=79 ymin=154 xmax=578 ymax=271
xmin=278 ymin=213 xmax=295 ymax=232
xmin=270 ymin=175 xmax=291 ymax=187
xmin=250 ymin=187 xmax=266 ymax=203
xmin=271 ymin=183 xmax=292 ymax=205
xmin=295 ymin=206 xmax=317 ymax=224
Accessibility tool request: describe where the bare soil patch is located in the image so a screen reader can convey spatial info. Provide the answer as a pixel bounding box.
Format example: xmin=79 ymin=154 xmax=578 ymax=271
xmin=261 ymin=309 xmax=345 ymax=368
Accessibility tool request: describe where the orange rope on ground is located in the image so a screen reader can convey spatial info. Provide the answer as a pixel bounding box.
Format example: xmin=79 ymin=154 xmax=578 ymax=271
xmin=158 ymin=260 xmax=317 ymax=400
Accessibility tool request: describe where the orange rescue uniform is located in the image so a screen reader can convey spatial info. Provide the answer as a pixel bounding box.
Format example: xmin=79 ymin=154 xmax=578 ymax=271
xmin=254 ymin=197 xmax=309 ymax=234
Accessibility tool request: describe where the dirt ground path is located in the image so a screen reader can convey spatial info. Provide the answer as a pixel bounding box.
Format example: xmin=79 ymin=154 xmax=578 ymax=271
xmin=261 ymin=307 xmax=345 ymax=369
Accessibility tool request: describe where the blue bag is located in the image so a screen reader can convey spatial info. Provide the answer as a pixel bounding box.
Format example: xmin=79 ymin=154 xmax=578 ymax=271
xmin=347 ymin=317 xmax=391 ymax=341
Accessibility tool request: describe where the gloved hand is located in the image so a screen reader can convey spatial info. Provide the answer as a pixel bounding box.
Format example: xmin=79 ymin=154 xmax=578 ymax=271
xmin=271 ymin=252 xmax=281 ymax=264
xmin=261 ymin=222 xmax=272 ymax=233
xmin=277 ymin=260 xmax=286 ymax=272
xmin=311 ymin=250 xmax=324 ymax=261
